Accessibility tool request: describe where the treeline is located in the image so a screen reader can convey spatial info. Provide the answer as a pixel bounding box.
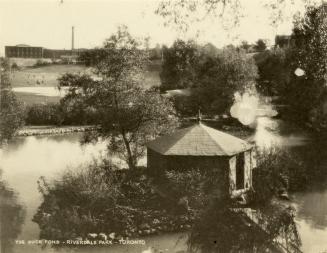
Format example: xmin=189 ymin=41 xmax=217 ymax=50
xmin=159 ymin=41 xmax=258 ymax=117
xmin=157 ymin=4 xmax=327 ymax=130
xmin=24 ymin=102 xmax=98 ymax=126
xmin=251 ymin=5 xmax=327 ymax=130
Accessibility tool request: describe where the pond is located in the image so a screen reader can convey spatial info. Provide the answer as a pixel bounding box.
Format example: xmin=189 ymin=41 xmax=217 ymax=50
xmin=0 ymin=117 xmax=326 ymax=253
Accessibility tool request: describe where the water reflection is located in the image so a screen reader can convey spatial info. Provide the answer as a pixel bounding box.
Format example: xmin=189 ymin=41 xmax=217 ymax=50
xmin=294 ymin=190 xmax=327 ymax=229
xmin=0 ymin=177 xmax=26 ymax=253
xmin=0 ymin=134 xmax=107 ymax=253
xmin=252 ymin=117 xmax=327 ymax=253
xmin=252 ymin=117 xmax=311 ymax=148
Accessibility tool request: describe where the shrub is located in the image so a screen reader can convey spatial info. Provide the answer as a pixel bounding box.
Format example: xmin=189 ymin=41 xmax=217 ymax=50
xmin=25 ymin=102 xmax=99 ymax=126
xmin=34 ymin=59 xmax=48 ymax=67
xmin=33 ymin=162 xmax=196 ymax=243
xmin=25 ymin=104 xmax=63 ymax=125
xmin=11 ymin=62 xmax=19 ymax=70
xmin=253 ymin=147 xmax=308 ymax=204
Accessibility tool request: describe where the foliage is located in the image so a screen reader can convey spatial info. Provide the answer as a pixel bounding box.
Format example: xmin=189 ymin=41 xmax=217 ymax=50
xmin=239 ymin=40 xmax=251 ymax=52
xmin=33 ymin=162 xmax=194 ymax=242
xmin=33 ymin=161 xmax=124 ymax=241
xmin=59 ymin=27 xmax=179 ymax=169
xmin=187 ymin=147 xmax=304 ymax=253
xmin=25 ymin=104 xmax=63 ymax=125
xmin=253 ymin=39 xmax=267 ymax=52
xmin=11 ymin=62 xmax=19 ymax=71
xmin=164 ymin=169 xmax=208 ymax=211
xmin=155 ymin=0 xmax=310 ymax=33
xmin=33 ymin=146 xmax=306 ymax=251
xmin=196 ymin=46 xmax=258 ymax=115
xmin=34 ymin=59 xmax=49 ymax=67
xmin=160 ymin=40 xmax=200 ymax=91
xmin=254 ymin=48 xmax=292 ymax=96
xmin=285 ymin=4 xmax=327 ymax=126
xmin=0 ymin=173 xmax=26 ymax=252
xmin=253 ymin=147 xmax=308 ymax=204
xmin=156 ymin=0 xmax=243 ymax=33
xmin=0 ymin=58 xmax=25 ymax=145
xmin=160 ymin=42 xmax=258 ymax=116
xmin=188 ymin=200 xmax=301 ymax=253
xmin=148 ymin=44 xmax=163 ymax=61
xmin=24 ymin=100 xmax=98 ymax=126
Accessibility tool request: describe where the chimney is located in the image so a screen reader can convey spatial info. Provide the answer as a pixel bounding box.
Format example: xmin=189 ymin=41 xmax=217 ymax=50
xmin=72 ymin=26 xmax=74 ymax=52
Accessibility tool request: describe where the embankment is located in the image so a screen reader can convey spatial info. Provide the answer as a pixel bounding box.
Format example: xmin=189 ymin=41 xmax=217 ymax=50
xmin=16 ymin=125 xmax=99 ymax=137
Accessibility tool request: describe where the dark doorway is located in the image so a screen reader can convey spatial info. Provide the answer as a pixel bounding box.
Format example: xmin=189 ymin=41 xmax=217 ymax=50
xmin=236 ymin=153 xmax=245 ymax=189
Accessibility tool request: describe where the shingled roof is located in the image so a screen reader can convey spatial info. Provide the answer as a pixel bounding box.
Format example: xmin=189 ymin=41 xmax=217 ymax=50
xmin=146 ymin=123 xmax=253 ymax=156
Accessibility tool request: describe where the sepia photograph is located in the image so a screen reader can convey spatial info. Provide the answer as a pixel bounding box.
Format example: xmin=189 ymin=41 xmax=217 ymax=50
xmin=0 ymin=0 xmax=326 ymax=252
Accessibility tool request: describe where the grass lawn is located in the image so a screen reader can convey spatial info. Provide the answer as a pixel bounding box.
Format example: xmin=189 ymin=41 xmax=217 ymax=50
xmin=15 ymin=92 xmax=61 ymax=105
xmin=11 ymin=63 xmax=161 ymax=105
xmin=11 ymin=64 xmax=89 ymax=87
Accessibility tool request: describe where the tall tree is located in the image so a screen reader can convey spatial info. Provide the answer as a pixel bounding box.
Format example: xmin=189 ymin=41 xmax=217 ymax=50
xmin=59 ymin=27 xmax=179 ymax=169
xmin=0 ymin=58 xmax=24 ymax=145
xmin=196 ymin=46 xmax=258 ymax=115
xmin=160 ymin=39 xmax=199 ymax=91
xmin=286 ymin=4 xmax=327 ymax=126
xmin=255 ymin=48 xmax=291 ymax=96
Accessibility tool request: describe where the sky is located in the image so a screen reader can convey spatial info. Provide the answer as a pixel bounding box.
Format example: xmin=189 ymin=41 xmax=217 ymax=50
xmin=0 ymin=0 xmax=308 ymax=56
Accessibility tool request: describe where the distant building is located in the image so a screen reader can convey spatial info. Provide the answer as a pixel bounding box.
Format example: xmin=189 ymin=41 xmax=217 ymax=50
xmin=5 ymin=45 xmax=43 ymax=58
xmin=146 ymin=122 xmax=256 ymax=196
xmin=5 ymin=26 xmax=87 ymax=60
xmin=5 ymin=44 xmax=88 ymax=60
xmin=43 ymin=48 xmax=73 ymax=58
xmin=275 ymin=35 xmax=293 ymax=48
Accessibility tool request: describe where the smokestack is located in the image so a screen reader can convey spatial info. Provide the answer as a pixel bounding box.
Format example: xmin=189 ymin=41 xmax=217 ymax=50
xmin=72 ymin=26 xmax=74 ymax=52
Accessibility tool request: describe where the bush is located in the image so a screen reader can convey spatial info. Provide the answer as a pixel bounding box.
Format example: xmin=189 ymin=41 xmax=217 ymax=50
xmin=33 ymin=162 xmax=196 ymax=243
xmin=11 ymin=62 xmax=20 ymax=70
xmin=253 ymin=147 xmax=308 ymax=205
xmin=34 ymin=59 xmax=49 ymax=67
xmin=25 ymin=104 xmax=63 ymax=125
xmin=25 ymin=102 xmax=99 ymax=126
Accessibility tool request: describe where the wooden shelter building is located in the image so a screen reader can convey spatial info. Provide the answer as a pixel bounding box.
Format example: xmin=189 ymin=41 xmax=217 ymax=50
xmin=146 ymin=122 xmax=256 ymax=195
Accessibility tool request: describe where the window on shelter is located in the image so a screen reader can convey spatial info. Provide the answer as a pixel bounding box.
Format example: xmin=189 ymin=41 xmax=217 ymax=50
xmin=236 ymin=153 xmax=245 ymax=190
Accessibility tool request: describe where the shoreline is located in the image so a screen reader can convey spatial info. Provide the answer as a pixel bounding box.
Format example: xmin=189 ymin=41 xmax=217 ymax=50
xmin=16 ymin=125 xmax=99 ymax=137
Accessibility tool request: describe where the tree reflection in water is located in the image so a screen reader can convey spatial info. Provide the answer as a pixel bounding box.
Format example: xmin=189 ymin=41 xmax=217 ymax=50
xmin=188 ymin=200 xmax=301 ymax=253
xmin=0 ymin=173 xmax=26 ymax=253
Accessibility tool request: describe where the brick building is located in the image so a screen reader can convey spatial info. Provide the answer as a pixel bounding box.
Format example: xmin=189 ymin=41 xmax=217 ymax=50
xmin=5 ymin=45 xmax=43 ymax=58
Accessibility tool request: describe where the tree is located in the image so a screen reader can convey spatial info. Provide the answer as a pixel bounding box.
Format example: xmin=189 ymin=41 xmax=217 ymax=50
xmin=59 ymin=26 xmax=179 ymax=169
xmin=156 ymin=0 xmax=311 ymax=33
xmin=0 ymin=58 xmax=24 ymax=145
xmin=196 ymin=46 xmax=258 ymax=115
xmin=255 ymin=48 xmax=291 ymax=96
xmin=254 ymin=39 xmax=267 ymax=52
xmin=160 ymin=42 xmax=258 ymax=116
xmin=160 ymin=39 xmax=199 ymax=91
xmin=239 ymin=40 xmax=251 ymax=52
xmin=285 ymin=4 xmax=327 ymax=127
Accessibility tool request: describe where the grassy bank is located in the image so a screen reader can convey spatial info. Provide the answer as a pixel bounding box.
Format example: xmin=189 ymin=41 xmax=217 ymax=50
xmin=11 ymin=63 xmax=161 ymax=105
xmin=16 ymin=125 xmax=98 ymax=137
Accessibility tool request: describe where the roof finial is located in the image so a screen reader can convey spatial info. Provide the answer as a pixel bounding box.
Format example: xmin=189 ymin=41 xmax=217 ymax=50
xmin=197 ymin=108 xmax=202 ymax=123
